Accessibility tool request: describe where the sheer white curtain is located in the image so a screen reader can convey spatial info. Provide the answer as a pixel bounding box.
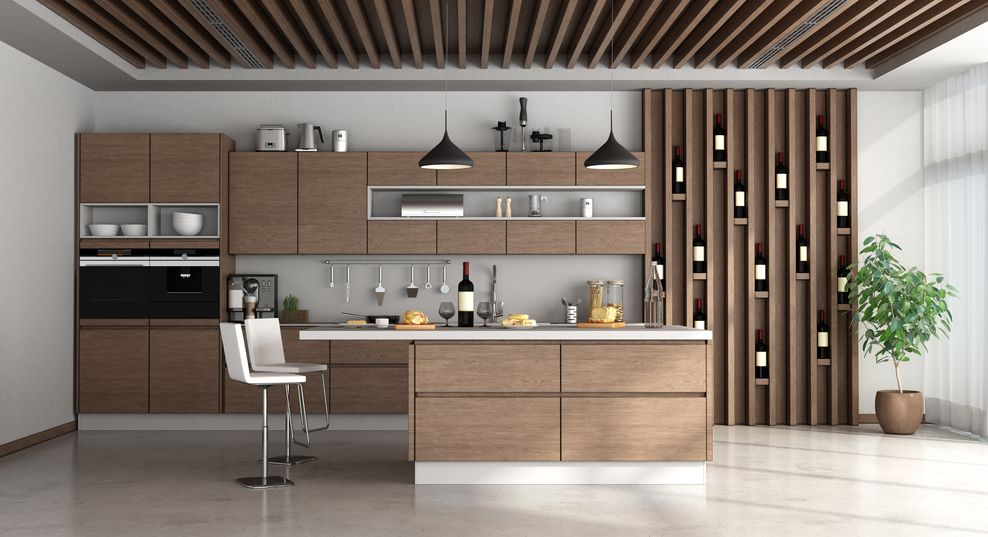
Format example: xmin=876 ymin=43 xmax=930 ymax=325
xmin=923 ymin=63 xmax=988 ymax=436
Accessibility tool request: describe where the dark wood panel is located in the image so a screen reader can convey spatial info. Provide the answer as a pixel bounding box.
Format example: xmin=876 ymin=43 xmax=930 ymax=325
xmin=506 ymin=152 xmax=575 ymax=185
xmin=576 ymin=220 xmax=644 ymax=254
xmin=79 ymin=134 xmax=149 ymax=203
xmin=282 ymin=328 xmax=331 ymax=364
xmin=331 ymin=366 xmax=408 ymax=413
xmin=368 ymin=220 xmax=436 ymax=254
xmin=368 ymin=152 xmax=436 ymax=185
xmin=415 ymin=344 xmax=559 ymax=393
xmin=149 ymin=327 xmax=219 ymax=413
xmin=149 ymin=134 xmax=220 ymax=202
xmin=298 ymin=152 xmax=368 ymax=254
xmin=78 ymin=327 xmax=148 ymax=413
xmin=331 ymin=340 xmax=408 ymax=365
xmin=506 ymin=221 xmax=575 ymax=254
xmin=437 ymin=152 xmax=506 ymax=185
xmin=229 ymin=152 xmax=298 ymax=254
xmin=437 ymin=220 xmax=506 ymax=254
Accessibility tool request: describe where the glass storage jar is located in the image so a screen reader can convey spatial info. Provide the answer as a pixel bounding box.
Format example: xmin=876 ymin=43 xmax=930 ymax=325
xmin=587 ymin=280 xmax=605 ymax=310
xmin=606 ymin=280 xmax=624 ymax=322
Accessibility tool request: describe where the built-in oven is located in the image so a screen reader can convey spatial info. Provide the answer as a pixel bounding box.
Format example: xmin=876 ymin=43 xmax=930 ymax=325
xmin=148 ymin=249 xmax=220 ymax=319
xmin=79 ymin=249 xmax=150 ymax=319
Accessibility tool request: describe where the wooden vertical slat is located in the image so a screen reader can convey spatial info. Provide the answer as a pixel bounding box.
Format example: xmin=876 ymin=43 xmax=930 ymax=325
xmin=765 ymin=88 xmax=776 ymax=426
xmin=848 ymin=89 xmax=860 ymax=425
xmin=745 ymin=89 xmax=756 ymax=424
xmin=807 ymin=89 xmax=819 ymax=426
xmin=684 ymin=89 xmax=696 ymax=323
xmin=704 ymin=89 xmax=721 ymax=425
xmin=785 ymin=89 xmax=798 ymax=425
xmin=724 ymin=89 xmax=736 ymax=426
xmin=827 ymin=89 xmax=840 ymax=425
xmin=663 ymin=90 xmax=675 ymax=323
xmin=770 ymin=89 xmax=788 ymax=424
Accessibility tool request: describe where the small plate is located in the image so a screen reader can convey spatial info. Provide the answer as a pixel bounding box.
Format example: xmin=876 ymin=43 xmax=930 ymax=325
xmin=500 ymin=323 xmax=538 ymax=329
xmin=339 ymin=323 xmax=371 ymax=328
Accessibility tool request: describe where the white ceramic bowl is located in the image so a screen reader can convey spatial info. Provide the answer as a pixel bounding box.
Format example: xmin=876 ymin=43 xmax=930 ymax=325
xmin=172 ymin=212 xmax=203 ymax=222
xmin=173 ymin=219 xmax=203 ymax=236
xmin=88 ymin=224 xmax=120 ymax=237
xmin=120 ymin=224 xmax=147 ymax=236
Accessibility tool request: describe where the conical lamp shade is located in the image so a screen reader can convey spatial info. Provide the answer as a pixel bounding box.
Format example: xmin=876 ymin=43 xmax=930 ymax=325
xmin=419 ymin=129 xmax=473 ymax=170
xmin=585 ymin=129 xmax=640 ymax=170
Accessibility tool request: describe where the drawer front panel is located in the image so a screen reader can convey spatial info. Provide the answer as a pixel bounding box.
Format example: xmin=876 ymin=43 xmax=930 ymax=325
xmin=331 ymin=366 xmax=408 ymax=413
xmin=562 ymin=344 xmax=706 ymax=393
xmin=331 ymin=340 xmax=409 ymax=364
xmin=415 ymin=344 xmax=559 ymax=392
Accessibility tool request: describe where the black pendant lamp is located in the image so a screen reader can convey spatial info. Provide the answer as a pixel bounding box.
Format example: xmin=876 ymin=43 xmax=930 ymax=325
xmin=584 ymin=0 xmax=639 ymax=171
xmin=420 ymin=0 xmax=472 ymax=170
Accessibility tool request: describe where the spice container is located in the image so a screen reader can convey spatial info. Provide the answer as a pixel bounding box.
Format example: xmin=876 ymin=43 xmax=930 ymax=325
xmin=606 ymin=280 xmax=624 ymax=322
xmin=587 ymin=280 xmax=605 ymax=310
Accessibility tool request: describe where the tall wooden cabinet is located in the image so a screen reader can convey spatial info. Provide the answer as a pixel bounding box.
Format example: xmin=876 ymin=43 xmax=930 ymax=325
xmin=229 ymin=153 xmax=298 ymax=254
xmin=78 ymin=327 xmax=150 ymax=413
xmin=298 ymin=153 xmax=368 ymax=254
xmin=150 ymin=134 xmax=222 ymax=202
xmin=79 ymin=134 xmax=150 ymax=202
xmin=149 ymin=327 xmax=219 ymax=413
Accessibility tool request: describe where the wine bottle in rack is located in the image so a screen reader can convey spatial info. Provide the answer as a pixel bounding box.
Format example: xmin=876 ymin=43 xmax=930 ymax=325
xmin=775 ymin=152 xmax=789 ymax=201
xmin=693 ymin=298 xmax=706 ymax=330
xmin=652 ymin=242 xmax=665 ymax=286
xmin=817 ymin=309 xmax=830 ymax=359
xmin=755 ymin=242 xmax=767 ymax=292
xmin=796 ymin=224 xmax=809 ymax=273
xmin=458 ymin=261 xmax=474 ymax=327
xmin=734 ymin=170 xmax=747 ymax=219
xmin=693 ymin=225 xmax=706 ymax=273
xmin=755 ymin=329 xmax=768 ymax=379
xmin=672 ymin=145 xmax=686 ymax=194
xmin=837 ymin=255 xmax=850 ymax=305
xmin=837 ymin=179 xmax=850 ymax=228
xmin=714 ymin=113 xmax=726 ymax=161
xmin=816 ymin=115 xmax=829 ymax=163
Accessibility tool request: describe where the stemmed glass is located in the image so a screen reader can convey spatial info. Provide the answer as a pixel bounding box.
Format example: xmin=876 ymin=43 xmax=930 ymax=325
xmin=439 ymin=302 xmax=455 ymax=327
xmin=477 ymin=302 xmax=492 ymax=327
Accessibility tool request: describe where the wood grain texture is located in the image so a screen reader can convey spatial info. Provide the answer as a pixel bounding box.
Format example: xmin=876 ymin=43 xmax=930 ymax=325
xmin=229 ymin=153 xmax=297 ymax=254
xmin=298 ymin=152 xmax=367 ymax=254
xmin=0 ymin=421 xmax=77 ymax=458
xmin=149 ymin=134 xmax=219 ymax=202
xmin=331 ymin=366 xmax=408 ymax=413
xmin=506 ymin=152 xmax=575 ymax=185
xmin=415 ymin=344 xmax=559 ymax=393
xmin=506 ymin=221 xmax=575 ymax=254
xmin=437 ymin=152 xmax=506 ymax=185
xmin=408 ymin=344 xmax=415 ymax=460
xmin=576 ymin=221 xmax=645 ymax=254
xmin=282 ymin=328 xmax=331 ymax=364
xmin=149 ymin=327 xmax=218 ymax=413
xmin=368 ymin=221 xmax=437 ymax=254
xmin=331 ymin=340 xmax=408 ymax=365
xmin=368 ymin=152 xmax=437 ymax=185
xmin=438 ymin=220 xmax=506 ymax=254
xmin=561 ymin=344 xmax=705 ymax=393
xmin=78 ymin=327 xmax=149 ymax=413
xmin=79 ymin=134 xmax=149 ymax=203
xmin=575 ymin=152 xmax=646 ymax=185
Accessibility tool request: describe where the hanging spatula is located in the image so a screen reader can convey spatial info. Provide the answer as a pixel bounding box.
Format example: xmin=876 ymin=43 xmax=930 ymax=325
xmin=374 ymin=265 xmax=386 ymax=306
xmin=406 ymin=265 xmax=419 ymax=298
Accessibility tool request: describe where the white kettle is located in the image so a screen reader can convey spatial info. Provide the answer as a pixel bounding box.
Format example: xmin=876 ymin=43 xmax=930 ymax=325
xmin=296 ymin=123 xmax=324 ymax=151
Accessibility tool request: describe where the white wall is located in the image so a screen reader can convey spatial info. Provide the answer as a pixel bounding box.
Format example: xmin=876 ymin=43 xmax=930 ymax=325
xmin=856 ymin=91 xmax=926 ymax=413
xmin=0 ymin=42 xmax=94 ymax=444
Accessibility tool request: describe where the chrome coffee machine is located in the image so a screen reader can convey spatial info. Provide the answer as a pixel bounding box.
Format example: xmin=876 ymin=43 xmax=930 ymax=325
xmin=228 ymin=274 xmax=277 ymax=322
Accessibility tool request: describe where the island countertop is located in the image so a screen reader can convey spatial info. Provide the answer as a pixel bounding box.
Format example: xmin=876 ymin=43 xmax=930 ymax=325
xmin=299 ymin=324 xmax=712 ymax=341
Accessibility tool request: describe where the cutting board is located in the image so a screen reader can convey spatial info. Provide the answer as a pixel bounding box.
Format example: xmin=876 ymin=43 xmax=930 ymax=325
xmin=394 ymin=323 xmax=437 ymax=330
xmin=577 ymin=322 xmax=626 ymax=328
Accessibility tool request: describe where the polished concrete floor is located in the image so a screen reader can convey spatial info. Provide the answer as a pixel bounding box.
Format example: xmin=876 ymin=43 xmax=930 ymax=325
xmin=1 ymin=425 xmax=986 ymax=536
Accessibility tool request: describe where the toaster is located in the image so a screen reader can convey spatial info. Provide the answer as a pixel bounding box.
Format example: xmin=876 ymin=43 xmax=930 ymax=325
xmin=256 ymin=124 xmax=286 ymax=151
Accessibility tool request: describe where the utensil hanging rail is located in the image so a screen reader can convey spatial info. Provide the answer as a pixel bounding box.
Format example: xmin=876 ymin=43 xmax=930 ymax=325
xmin=321 ymin=260 xmax=452 ymax=265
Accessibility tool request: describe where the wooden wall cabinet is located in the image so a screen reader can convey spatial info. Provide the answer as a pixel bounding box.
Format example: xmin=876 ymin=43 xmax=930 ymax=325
xmin=576 ymin=221 xmax=645 ymax=254
xmin=298 ymin=153 xmax=368 ymax=254
xmin=79 ymin=134 xmax=150 ymax=203
xmin=437 ymin=152 xmax=506 ymax=185
xmin=150 ymin=134 xmax=221 ymax=202
xmin=149 ymin=327 xmax=219 ymax=413
xmin=575 ymin=152 xmax=646 ymax=185
xmin=507 ymin=153 xmax=575 ymax=185
xmin=78 ymin=327 xmax=149 ymax=413
xmin=229 ymin=153 xmax=298 ymax=254
xmin=368 ymin=220 xmax=436 ymax=254
xmin=437 ymin=221 xmax=506 ymax=254
xmin=368 ymin=152 xmax=436 ymax=185
xmin=506 ymin=221 xmax=575 ymax=254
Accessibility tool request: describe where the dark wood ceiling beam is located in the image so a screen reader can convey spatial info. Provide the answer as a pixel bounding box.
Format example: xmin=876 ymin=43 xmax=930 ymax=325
xmin=63 ymin=0 xmax=167 ymax=67
xmin=313 ymin=0 xmax=359 ymax=68
xmin=480 ymin=0 xmax=494 ymax=68
xmin=651 ymin=0 xmax=716 ymax=68
xmin=586 ymin=0 xmax=635 ymax=69
xmin=774 ymin=0 xmax=869 ymax=68
xmin=457 ymin=0 xmax=467 ymax=68
xmin=149 ymin=0 xmax=230 ymax=68
xmin=370 ymin=0 xmax=402 ymax=68
xmin=188 ymin=0 xmax=273 ymax=68
xmin=567 ymin=0 xmax=607 ymax=68
xmin=716 ymin=0 xmax=799 ymax=67
xmin=821 ymin=0 xmax=947 ymax=68
xmin=672 ymin=0 xmax=744 ymax=68
xmin=94 ymin=0 xmax=188 ymax=68
xmin=836 ymin=0 xmax=960 ymax=68
xmin=628 ymin=0 xmax=691 ymax=69
xmin=286 ymin=0 xmax=338 ymax=68
xmin=119 ymin=0 xmax=208 ymax=68
xmin=37 ymin=0 xmax=145 ymax=68
xmin=693 ymin=1 xmax=770 ymax=68
xmin=610 ymin=0 xmax=663 ymax=68
xmin=869 ymin=1 xmax=988 ymax=73
xmin=736 ymin=0 xmax=835 ymax=69
xmin=502 ymin=0 xmax=523 ymax=69
xmin=260 ymin=0 xmax=317 ymax=68
xmin=236 ymin=0 xmax=296 ymax=67
xmin=799 ymin=0 xmax=915 ymax=67
xmin=524 ymin=0 xmax=551 ymax=69
xmin=429 ymin=0 xmax=445 ymax=68
xmin=544 ymin=0 xmax=577 ymax=68
xmin=342 ymin=0 xmax=381 ymax=69
xmin=401 ymin=0 xmax=423 ymax=68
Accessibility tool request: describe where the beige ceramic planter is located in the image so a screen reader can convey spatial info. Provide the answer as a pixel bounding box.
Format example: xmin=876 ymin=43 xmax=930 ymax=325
xmin=875 ymin=390 xmax=923 ymax=435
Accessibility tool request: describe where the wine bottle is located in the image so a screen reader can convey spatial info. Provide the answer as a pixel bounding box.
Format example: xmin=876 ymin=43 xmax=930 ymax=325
xmin=693 ymin=298 xmax=706 ymax=330
xmin=796 ymin=224 xmax=809 ymax=273
xmin=693 ymin=224 xmax=706 ymax=273
xmin=775 ymin=152 xmax=789 ymax=201
xmin=837 ymin=254 xmax=850 ymax=305
xmin=817 ymin=309 xmax=830 ymax=359
xmin=457 ymin=261 xmax=474 ymax=327
xmin=755 ymin=242 xmax=767 ymax=292
xmin=714 ymin=113 xmax=726 ymax=161
xmin=734 ymin=170 xmax=747 ymax=219
xmin=755 ymin=329 xmax=768 ymax=379
xmin=816 ymin=115 xmax=828 ymax=163
xmin=652 ymin=242 xmax=665 ymax=286
xmin=837 ymin=179 xmax=850 ymax=228
xmin=672 ymin=145 xmax=686 ymax=194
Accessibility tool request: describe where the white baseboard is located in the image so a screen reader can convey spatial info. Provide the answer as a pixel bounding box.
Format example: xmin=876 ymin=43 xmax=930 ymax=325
xmin=77 ymin=414 xmax=408 ymax=431
xmin=414 ymin=461 xmax=706 ymax=485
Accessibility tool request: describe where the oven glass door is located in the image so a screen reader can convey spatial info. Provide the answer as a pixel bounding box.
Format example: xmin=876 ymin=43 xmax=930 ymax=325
xmin=79 ymin=266 xmax=149 ymax=318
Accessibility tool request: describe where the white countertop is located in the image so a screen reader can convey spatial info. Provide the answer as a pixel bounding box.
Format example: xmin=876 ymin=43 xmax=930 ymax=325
xmin=299 ymin=324 xmax=712 ymax=341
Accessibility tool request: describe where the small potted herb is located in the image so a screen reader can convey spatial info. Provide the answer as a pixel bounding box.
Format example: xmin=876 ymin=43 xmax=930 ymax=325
xmin=280 ymin=294 xmax=309 ymax=324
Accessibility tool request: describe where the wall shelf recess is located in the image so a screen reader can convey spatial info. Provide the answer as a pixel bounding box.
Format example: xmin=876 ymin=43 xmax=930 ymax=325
xmin=80 ymin=203 xmax=220 ymax=239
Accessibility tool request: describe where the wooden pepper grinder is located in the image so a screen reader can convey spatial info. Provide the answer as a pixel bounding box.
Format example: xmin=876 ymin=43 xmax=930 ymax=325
xmin=505 ymin=196 xmax=512 ymax=218
xmin=496 ymin=196 xmax=503 ymax=218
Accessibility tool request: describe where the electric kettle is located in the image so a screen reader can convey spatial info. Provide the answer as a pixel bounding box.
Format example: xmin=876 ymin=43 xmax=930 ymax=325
xmin=296 ymin=123 xmax=324 ymax=151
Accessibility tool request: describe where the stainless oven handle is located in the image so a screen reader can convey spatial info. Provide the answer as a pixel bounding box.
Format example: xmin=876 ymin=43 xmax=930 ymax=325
xmin=148 ymin=260 xmax=220 ymax=267
xmin=80 ymin=261 xmax=150 ymax=267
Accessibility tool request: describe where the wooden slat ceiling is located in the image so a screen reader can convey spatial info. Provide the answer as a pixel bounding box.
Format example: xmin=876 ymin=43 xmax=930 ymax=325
xmin=37 ymin=0 xmax=988 ymax=72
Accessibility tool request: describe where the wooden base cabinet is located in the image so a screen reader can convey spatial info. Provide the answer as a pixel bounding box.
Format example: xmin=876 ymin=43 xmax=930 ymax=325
xmin=149 ymin=328 xmax=219 ymax=413
xmin=330 ymin=367 xmax=407 ymax=413
xmin=79 ymin=327 xmax=149 ymax=413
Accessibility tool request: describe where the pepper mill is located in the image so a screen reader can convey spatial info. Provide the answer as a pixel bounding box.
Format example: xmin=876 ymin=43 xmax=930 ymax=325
xmin=496 ymin=196 xmax=503 ymax=218
xmin=505 ymin=197 xmax=513 ymax=218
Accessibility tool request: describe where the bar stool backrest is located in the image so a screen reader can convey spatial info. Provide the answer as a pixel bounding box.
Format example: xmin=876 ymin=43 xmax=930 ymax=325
xmin=245 ymin=318 xmax=287 ymax=368
xmin=220 ymin=323 xmax=253 ymax=384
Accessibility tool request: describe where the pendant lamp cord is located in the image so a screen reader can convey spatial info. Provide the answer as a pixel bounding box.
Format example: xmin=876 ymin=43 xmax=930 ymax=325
xmin=443 ymin=0 xmax=449 ymax=130
xmin=609 ymin=0 xmax=614 ymax=132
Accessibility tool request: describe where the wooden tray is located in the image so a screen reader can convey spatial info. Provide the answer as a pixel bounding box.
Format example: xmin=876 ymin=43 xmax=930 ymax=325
xmin=576 ymin=322 xmax=626 ymax=328
xmin=394 ymin=323 xmax=437 ymax=330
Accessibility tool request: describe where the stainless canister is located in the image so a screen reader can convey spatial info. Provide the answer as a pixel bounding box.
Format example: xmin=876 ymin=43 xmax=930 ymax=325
xmin=333 ymin=129 xmax=348 ymax=152
xmin=580 ymin=198 xmax=593 ymax=217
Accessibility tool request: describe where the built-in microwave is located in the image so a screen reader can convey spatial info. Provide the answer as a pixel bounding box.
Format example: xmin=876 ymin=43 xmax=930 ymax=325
xmin=148 ymin=249 xmax=220 ymax=319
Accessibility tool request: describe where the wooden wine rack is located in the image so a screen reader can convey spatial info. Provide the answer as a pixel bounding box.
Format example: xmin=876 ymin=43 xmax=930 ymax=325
xmin=643 ymin=89 xmax=858 ymax=426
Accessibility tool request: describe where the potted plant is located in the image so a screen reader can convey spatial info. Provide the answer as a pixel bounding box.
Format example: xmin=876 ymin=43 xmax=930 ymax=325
xmin=847 ymin=234 xmax=955 ymax=434
xmin=280 ymin=294 xmax=309 ymax=324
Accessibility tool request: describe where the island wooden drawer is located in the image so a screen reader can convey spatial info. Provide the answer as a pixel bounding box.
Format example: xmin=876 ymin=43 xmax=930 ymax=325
xmin=415 ymin=344 xmax=559 ymax=392
xmin=415 ymin=397 xmax=560 ymax=461
xmin=331 ymin=366 xmax=408 ymax=413
xmin=331 ymin=340 xmax=408 ymax=365
xmin=561 ymin=397 xmax=706 ymax=461
xmin=561 ymin=344 xmax=706 ymax=393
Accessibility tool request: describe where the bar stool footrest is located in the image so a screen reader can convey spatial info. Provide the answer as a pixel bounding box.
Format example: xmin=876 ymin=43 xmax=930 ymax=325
xmin=266 ymin=455 xmax=317 ymax=466
xmin=237 ymin=476 xmax=294 ymax=489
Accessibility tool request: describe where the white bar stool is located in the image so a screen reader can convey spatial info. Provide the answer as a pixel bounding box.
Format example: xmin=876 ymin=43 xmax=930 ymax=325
xmin=220 ymin=323 xmax=305 ymax=489
xmin=245 ymin=318 xmax=329 ymax=466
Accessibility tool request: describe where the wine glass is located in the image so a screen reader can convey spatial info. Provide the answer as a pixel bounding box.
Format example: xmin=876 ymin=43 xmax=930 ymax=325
xmin=439 ymin=302 xmax=455 ymax=327
xmin=477 ymin=302 xmax=492 ymax=327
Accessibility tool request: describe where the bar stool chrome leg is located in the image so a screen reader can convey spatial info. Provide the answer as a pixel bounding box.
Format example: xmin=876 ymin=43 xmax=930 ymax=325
xmin=238 ymin=386 xmax=293 ymax=489
xmin=304 ymin=370 xmax=331 ymax=432
xmin=267 ymin=384 xmax=317 ymax=466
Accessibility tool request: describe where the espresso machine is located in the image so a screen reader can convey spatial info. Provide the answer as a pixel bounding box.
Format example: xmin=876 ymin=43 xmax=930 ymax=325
xmin=227 ymin=274 xmax=278 ymax=322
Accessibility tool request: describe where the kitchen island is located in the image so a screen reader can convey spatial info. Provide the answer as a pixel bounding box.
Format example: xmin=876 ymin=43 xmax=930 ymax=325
xmin=301 ymin=325 xmax=713 ymax=484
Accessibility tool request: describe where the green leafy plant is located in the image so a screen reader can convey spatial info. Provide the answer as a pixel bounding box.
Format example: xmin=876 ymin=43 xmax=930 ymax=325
xmin=283 ymin=294 xmax=300 ymax=312
xmin=846 ymin=234 xmax=956 ymax=393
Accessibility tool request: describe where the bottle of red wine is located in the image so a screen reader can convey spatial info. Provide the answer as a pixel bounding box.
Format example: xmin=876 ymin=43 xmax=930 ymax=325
xmin=755 ymin=329 xmax=768 ymax=379
xmin=693 ymin=225 xmax=706 ymax=273
xmin=837 ymin=179 xmax=850 ymax=228
xmin=734 ymin=170 xmax=747 ymax=219
xmin=457 ymin=261 xmax=474 ymax=327
xmin=837 ymin=254 xmax=850 ymax=304
xmin=672 ymin=145 xmax=685 ymax=194
xmin=796 ymin=224 xmax=809 ymax=273
xmin=775 ymin=152 xmax=789 ymax=201
xmin=714 ymin=113 xmax=726 ymax=161
xmin=693 ymin=298 xmax=706 ymax=330
xmin=817 ymin=309 xmax=830 ymax=359
xmin=816 ymin=115 xmax=828 ymax=163
xmin=652 ymin=242 xmax=665 ymax=286
xmin=755 ymin=242 xmax=767 ymax=292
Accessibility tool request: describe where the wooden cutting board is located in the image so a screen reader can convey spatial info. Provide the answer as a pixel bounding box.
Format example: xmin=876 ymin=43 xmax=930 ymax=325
xmin=576 ymin=322 xmax=626 ymax=328
xmin=394 ymin=323 xmax=437 ymax=330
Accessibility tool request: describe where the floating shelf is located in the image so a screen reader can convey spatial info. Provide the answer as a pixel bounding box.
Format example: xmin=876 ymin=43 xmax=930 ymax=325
xmin=734 ymin=218 xmax=748 ymax=225
xmin=672 ymin=193 xmax=687 ymax=201
xmin=816 ymin=163 xmax=831 ymax=170
xmin=837 ymin=228 xmax=851 ymax=236
xmin=796 ymin=272 xmax=810 ymax=280
xmin=755 ymin=378 xmax=769 ymax=386
xmin=713 ymin=161 xmax=728 ymax=169
xmin=693 ymin=273 xmax=707 ymax=280
xmin=80 ymin=203 xmax=220 ymax=239
xmin=754 ymin=291 xmax=769 ymax=299
xmin=817 ymin=359 xmax=832 ymax=366
xmin=775 ymin=200 xmax=790 ymax=208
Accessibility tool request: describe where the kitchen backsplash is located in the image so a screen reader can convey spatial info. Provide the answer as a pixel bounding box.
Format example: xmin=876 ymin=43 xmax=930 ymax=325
xmin=235 ymin=255 xmax=643 ymax=324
